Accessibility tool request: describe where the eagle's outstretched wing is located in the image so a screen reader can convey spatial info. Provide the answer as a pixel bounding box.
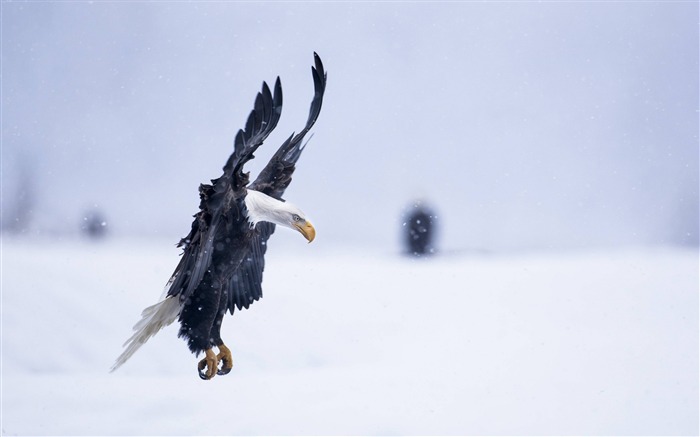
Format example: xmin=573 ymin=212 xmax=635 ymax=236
xmin=251 ymin=53 xmax=327 ymax=200
xmin=165 ymin=78 xmax=283 ymax=303
xmin=227 ymin=53 xmax=327 ymax=313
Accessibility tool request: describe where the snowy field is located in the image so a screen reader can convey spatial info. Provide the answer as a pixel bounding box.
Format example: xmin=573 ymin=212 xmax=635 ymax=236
xmin=2 ymin=237 xmax=698 ymax=436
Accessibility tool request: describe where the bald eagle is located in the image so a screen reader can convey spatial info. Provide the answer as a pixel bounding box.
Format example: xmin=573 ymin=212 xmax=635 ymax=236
xmin=112 ymin=53 xmax=327 ymax=380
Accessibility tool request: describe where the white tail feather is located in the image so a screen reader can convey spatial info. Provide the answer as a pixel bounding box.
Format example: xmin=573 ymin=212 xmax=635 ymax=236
xmin=110 ymin=296 xmax=180 ymax=372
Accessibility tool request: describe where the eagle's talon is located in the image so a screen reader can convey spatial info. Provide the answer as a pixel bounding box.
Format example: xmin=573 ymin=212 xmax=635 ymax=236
xmin=216 ymin=344 xmax=233 ymax=376
xmin=198 ymin=349 xmax=218 ymax=380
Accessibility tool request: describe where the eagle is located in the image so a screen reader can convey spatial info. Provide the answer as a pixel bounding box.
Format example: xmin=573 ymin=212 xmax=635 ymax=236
xmin=112 ymin=53 xmax=327 ymax=380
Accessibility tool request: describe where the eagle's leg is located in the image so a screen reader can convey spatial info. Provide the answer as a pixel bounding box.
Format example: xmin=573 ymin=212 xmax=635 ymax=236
xmin=185 ymin=273 xmax=226 ymax=380
xmin=208 ymin=283 xmax=233 ymax=376
xmin=210 ymin=304 xmax=233 ymax=376
xmin=216 ymin=343 xmax=233 ymax=375
xmin=197 ymin=349 xmax=218 ymax=380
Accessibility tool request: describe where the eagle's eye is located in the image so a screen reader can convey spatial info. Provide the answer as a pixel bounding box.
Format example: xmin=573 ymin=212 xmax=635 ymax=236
xmin=292 ymin=214 xmax=302 ymax=222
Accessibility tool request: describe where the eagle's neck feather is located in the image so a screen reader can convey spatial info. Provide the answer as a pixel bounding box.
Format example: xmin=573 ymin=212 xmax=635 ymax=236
xmin=244 ymin=189 xmax=290 ymax=227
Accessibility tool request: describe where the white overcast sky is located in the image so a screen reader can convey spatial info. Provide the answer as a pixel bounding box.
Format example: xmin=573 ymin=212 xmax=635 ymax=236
xmin=2 ymin=2 xmax=698 ymax=251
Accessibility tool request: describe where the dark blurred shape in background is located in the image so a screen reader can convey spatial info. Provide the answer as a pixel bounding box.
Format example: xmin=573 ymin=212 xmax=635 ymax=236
xmin=403 ymin=200 xmax=437 ymax=257
xmin=81 ymin=209 xmax=108 ymax=239
xmin=1 ymin=151 xmax=35 ymax=235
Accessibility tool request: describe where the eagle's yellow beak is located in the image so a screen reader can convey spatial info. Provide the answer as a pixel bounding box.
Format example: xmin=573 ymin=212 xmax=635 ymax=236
xmin=294 ymin=221 xmax=316 ymax=243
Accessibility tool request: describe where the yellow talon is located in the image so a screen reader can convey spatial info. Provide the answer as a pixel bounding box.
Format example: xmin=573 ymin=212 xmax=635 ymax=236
xmin=217 ymin=343 xmax=233 ymax=375
xmin=197 ymin=349 xmax=218 ymax=380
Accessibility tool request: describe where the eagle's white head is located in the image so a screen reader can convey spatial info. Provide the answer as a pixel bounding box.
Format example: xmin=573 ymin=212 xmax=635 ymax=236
xmin=244 ymin=189 xmax=316 ymax=242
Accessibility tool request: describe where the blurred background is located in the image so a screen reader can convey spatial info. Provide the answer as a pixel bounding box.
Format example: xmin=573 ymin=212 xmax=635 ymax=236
xmin=3 ymin=4 xmax=699 ymax=435
xmin=3 ymin=2 xmax=697 ymax=253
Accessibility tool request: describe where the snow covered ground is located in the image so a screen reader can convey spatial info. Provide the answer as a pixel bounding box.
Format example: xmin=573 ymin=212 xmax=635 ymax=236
xmin=2 ymin=237 xmax=698 ymax=435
